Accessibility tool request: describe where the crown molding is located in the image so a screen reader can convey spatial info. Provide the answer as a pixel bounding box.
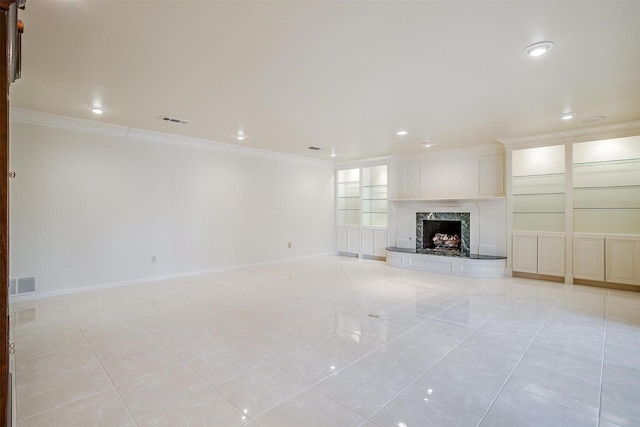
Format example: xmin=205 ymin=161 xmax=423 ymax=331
xmin=499 ymin=119 xmax=640 ymax=149
xmin=9 ymin=108 xmax=335 ymax=169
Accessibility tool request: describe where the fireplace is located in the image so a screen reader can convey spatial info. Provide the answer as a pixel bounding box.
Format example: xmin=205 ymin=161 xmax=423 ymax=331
xmin=424 ymin=220 xmax=461 ymax=250
xmin=416 ymin=212 xmax=470 ymax=256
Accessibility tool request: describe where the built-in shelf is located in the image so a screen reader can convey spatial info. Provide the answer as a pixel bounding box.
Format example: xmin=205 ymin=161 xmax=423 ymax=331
xmin=337 ymin=164 xmax=389 ymax=254
xmin=362 ymin=165 xmax=388 ymax=227
xmin=573 ymin=141 xmax=640 ymax=235
xmin=573 ymin=157 xmax=640 ymax=166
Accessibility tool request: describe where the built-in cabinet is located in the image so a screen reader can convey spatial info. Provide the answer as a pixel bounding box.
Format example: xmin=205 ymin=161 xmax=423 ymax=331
xmin=508 ymin=134 xmax=640 ymax=288
xmin=512 ymin=232 xmax=565 ymax=277
xmin=573 ymin=236 xmax=605 ymax=281
xmin=361 ymin=227 xmax=387 ymax=258
xmin=391 ymin=147 xmax=505 ymax=199
xmin=573 ymin=235 xmax=640 ymax=286
xmin=606 ymin=238 xmax=639 ymax=285
xmin=337 ymin=163 xmax=388 ymax=258
xmin=511 ymin=233 xmax=538 ymax=273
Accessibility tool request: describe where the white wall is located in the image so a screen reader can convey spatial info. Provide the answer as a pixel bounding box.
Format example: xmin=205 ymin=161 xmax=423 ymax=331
xmin=9 ymin=120 xmax=335 ymax=295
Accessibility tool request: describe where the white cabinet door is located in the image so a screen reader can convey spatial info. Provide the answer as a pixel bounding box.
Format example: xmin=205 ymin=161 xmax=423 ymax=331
xmin=347 ymin=226 xmax=361 ymax=254
xmin=512 ymin=233 xmax=538 ymax=273
xmin=337 ymin=226 xmax=349 ymax=253
xmin=537 ymin=234 xmax=565 ymax=277
xmin=573 ymin=236 xmax=605 ymax=281
xmin=361 ymin=227 xmax=388 ymax=257
xmin=338 ymin=225 xmax=362 ymax=255
xmin=361 ymin=227 xmax=375 ymax=256
xmin=374 ymin=228 xmax=387 ymax=257
xmin=606 ymin=238 xmax=640 ymax=285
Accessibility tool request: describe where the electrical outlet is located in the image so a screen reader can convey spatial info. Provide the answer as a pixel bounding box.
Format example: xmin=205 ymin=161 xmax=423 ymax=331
xmin=288 ymin=242 xmax=292 ymax=248
xmin=151 ymin=255 xmax=157 ymax=263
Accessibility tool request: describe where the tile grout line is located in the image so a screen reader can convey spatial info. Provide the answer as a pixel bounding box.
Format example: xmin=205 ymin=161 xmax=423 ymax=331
xmin=358 ymin=295 xmax=514 ymax=425
xmin=12 ymin=298 xmax=116 ymax=424
xmin=596 ymin=293 xmax=609 ymax=427
xmin=474 ymin=298 xmax=562 ymax=427
xmin=233 ymin=279 xmax=467 ymax=423
xmin=61 ymin=297 xmax=141 ymax=427
xmin=14 ymin=296 xmax=140 ymax=426
xmin=114 ymin=301 xmax=267 ymax=425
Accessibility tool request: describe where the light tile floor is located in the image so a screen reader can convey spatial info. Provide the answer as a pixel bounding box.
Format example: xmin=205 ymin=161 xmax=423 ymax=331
xmin=10 ymin=255 xmax=640 ymax=426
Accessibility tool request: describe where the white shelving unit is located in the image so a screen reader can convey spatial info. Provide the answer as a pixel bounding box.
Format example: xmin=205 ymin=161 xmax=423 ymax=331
xmin=337 ymin=168 xmax=360 ymax=226
xmin=507 ymin=135 xmax=640 ymax=287
xmin=336 ymin=164 xmax=388 ymax=258
xmin=512 ymin=145 xmax=565 ymax=233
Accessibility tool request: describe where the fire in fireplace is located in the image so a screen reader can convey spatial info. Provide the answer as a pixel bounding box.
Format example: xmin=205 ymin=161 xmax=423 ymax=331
xmin=416 ymin=212 xmax=470 ymax=256
xmin=423 ymin=220 xmax=462 ymax=250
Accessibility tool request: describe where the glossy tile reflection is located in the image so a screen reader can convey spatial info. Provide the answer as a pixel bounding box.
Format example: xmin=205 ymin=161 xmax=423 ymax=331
xmin=10 ymin=255 xmax=640 ymax=426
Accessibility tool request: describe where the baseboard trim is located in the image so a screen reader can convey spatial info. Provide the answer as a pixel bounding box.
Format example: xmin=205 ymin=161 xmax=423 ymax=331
xmin=573 ymin=278 xmax=640 ymax=293
xmin=512 ymin=272 xmax=565 ymax=283
xmin=9 ymin=252 xmax=337 ymax=302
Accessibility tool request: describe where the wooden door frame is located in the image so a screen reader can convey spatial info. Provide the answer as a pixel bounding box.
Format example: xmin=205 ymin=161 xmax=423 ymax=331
xmin=0 ymin=1 xmax=17 ymax=425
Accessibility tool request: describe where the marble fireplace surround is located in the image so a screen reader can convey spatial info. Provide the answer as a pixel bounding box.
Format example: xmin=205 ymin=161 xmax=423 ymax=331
xmin=386 ymin=198 xmax=507 ymax=277
xmin=416 ymin=212 xmax=470 ymax=256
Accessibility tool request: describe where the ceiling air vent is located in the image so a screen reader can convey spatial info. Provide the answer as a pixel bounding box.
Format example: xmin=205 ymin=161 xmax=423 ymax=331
xmin=159 ymin=116 xmax=189 ymax=124
xmin=308 ymin=146 xmax=321 ymax=151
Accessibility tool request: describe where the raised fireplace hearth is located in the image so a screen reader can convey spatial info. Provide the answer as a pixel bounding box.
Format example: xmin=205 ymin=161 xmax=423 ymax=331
xmin=416 ymin=212 xmax=470 ymax=256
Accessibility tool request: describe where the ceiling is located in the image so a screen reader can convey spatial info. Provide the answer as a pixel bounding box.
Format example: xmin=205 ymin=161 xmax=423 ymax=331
xmin=10 ymin=1 xmax=640 ymax=161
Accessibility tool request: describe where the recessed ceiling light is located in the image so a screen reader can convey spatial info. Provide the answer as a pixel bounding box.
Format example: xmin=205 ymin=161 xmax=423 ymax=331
xmin=330 ymin=152 xmax=337 ymax=157
xmin=396 ymin=130 xmax=408 ymax=136
xmin=88 ymin=106 xmax=104 ymax=115
xmin=559 ymin=112 xmax=576 ymax=120
xmin=524 ymin=41 xmax=554 ymax=57
xmin=236 ymin=132 xmax=245 ymax=140
xmin=422 ymin=141 xmax=435 ymax=148
xmin=581 ymin=115 xmax=607 ymax=123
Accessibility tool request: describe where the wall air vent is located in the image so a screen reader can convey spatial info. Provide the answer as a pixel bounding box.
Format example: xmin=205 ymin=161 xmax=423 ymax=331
xmin=308 ymin=146 xmax=321 ymax=151
xmin=159 ymin=116 xmax=189 ymax=124
xmin=9 ymin=276 xmax=37 ymax=296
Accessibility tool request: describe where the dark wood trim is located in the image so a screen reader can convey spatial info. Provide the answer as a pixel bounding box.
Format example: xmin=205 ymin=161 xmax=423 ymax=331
xmin=0 ymin=8 xmax=9 ymax=426
xmin=512 ymin=271 xmax=565 ymax=283
xmin=512 ymin=272 xmax=640 ymax=292
xmin=573 ymin=278 xmax=640 ymax=293
xmin=0 ymin=1 xmax=15 ymax=12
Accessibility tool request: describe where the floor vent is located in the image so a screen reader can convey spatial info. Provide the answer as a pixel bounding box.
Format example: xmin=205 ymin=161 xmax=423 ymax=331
xmin=9 ymin=276 xmax=37 ymax=296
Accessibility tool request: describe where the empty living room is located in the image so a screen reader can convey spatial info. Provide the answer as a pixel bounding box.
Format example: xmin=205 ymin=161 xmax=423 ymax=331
xmin=1 ymin=1 xmax=639 ymax=426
